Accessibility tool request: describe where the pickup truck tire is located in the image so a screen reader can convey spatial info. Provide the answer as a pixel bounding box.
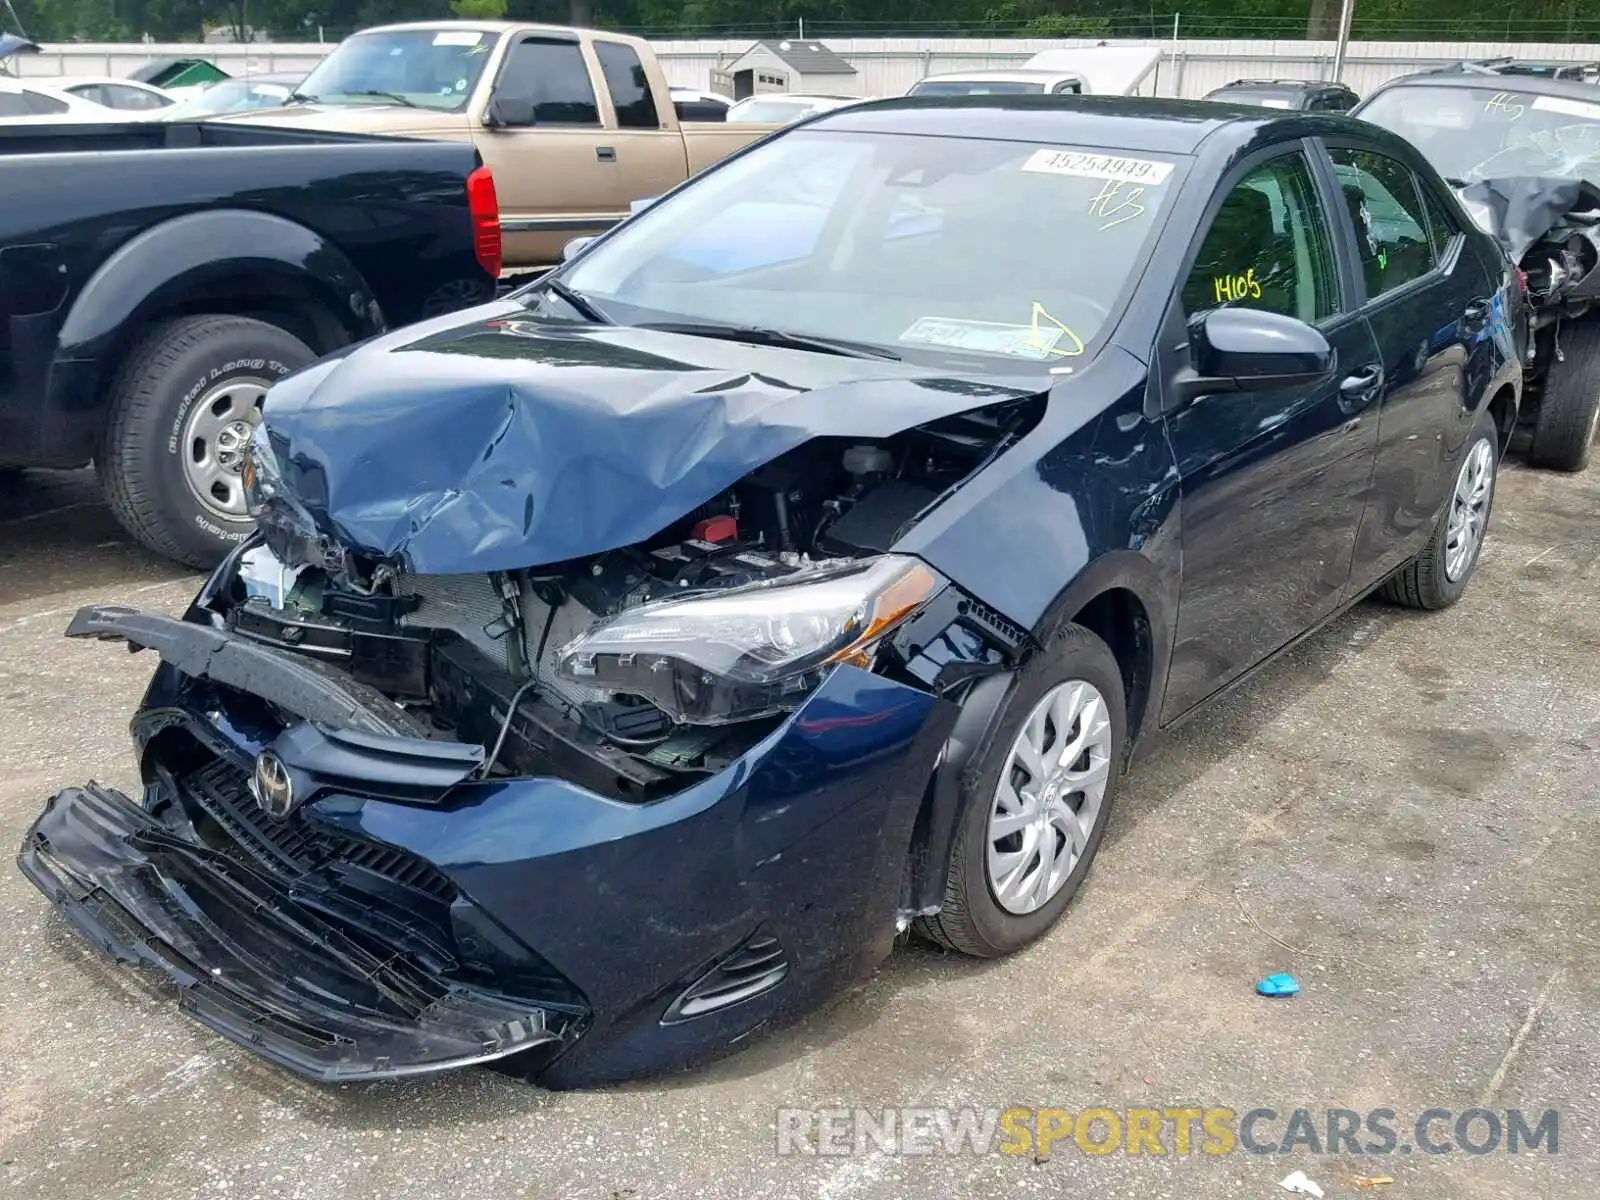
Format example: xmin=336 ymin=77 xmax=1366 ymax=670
xmin=99 ymin=316 xmax=314 ymax=568
xmin=1528 ymin=321 xmax=1600 ymax=472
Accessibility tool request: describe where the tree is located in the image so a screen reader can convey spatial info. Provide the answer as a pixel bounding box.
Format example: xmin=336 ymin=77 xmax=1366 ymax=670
xmin=451 ymin=0 xmax=506 ymax=15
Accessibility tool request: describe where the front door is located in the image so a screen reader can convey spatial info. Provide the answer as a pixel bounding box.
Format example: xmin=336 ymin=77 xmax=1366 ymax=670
xmin=1160 ymin=146 xmax=1383 ymax=721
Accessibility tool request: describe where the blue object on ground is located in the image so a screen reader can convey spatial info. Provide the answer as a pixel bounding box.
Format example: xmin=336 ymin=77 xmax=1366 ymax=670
xmin=1257 ymin=972 xmax=1301 ymax=997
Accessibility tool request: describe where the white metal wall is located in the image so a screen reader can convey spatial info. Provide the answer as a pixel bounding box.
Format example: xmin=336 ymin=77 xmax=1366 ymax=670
xmin=15 ymin=37 xmax=1600 ymax=101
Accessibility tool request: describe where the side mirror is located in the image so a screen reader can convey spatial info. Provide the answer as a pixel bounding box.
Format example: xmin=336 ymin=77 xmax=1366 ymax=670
xmin=483 ymin=97 xmax=536 ymax=128
xmin=561 ymin=236 xmax=595 ymax=263
xmin=1176 ymin=307 xmax=1335 ymax=403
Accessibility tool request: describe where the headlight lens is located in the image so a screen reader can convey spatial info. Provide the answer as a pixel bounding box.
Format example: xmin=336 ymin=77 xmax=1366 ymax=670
xmin=557 ymin=554 xmax=943 ymax=724
xmin=243 ymin=424 xmax=345 ymax=574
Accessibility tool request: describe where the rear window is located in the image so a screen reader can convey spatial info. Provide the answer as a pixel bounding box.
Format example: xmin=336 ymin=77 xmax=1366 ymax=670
xmin=594 ymin=41 xmax=659 ymax=129
xmin=908 ymin=80 xmax=1046 ymax=97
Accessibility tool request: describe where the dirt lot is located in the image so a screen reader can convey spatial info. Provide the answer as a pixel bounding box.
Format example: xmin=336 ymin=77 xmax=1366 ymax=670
xmin=1 ymin=460 xmax=1596 ymax=1200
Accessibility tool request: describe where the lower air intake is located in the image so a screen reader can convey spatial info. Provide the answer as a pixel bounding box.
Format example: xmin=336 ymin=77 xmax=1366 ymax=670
xmin=661 ymin=932 xmax=790 ymax=1024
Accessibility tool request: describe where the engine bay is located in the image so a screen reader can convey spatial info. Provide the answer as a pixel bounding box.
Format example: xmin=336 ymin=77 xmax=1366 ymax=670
xmin=214 ymin=403 xmax=1035 ymax=800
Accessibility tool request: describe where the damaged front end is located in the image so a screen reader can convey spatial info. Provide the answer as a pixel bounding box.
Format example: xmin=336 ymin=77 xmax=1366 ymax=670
xmin=20 ymin=357 xmax=1041 ymax=1085
xmin=1457 ymin=176 xmax=1600 ymax=366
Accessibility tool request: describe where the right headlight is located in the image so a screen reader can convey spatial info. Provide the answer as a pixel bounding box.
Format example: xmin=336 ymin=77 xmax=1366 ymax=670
xmin=556 ymin=554 xmax=943 ymax=725
xmin=243 ymin=424 xmax=344 ymax=575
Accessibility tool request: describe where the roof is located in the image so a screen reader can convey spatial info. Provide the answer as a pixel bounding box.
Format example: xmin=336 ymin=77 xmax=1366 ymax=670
xmin=813 ymin=93 xmax=1298 ymax=155
xmin=740 ymin=39 xmax=857 ymax=76
xmin=1211 ymin=78 xmax=1343 ymax=94
xmin=1376 ymin=67 xmax=1600 ymax=103
xmin=356 ymin=20 xmax=651 ymax=49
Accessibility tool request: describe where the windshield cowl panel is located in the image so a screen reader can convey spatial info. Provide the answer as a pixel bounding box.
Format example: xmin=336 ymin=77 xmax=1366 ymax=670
xmin=557 ymin=129 xmax=1185 ymax=373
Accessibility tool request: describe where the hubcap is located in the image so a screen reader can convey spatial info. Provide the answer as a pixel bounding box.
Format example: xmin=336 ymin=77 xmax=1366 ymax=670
xmin=180 ymin=378 xmax=270 ymax=520
xmin=985 ymin=680 xmax=1114 ymax=915
xmin=1444 ymin=436 xmax=1494 ymax=582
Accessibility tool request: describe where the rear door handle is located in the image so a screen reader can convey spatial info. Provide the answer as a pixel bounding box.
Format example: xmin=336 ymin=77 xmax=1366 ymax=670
xmin=596 ymin=146 xmax=617 ymax=162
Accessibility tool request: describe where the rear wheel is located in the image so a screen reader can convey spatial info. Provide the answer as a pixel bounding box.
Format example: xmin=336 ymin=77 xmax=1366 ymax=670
xmin=917 ymin=623 xmax=1125 ymax=958
xmin=1528 ymin=320 xmax=1600 ymax=472
xmin=98 ymin=315 xmax=313 ymax=568
xmin=1378 ymin=404 xmax=1498 ymax=610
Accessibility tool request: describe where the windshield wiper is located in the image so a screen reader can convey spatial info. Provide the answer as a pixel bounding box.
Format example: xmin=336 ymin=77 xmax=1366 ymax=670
xmin=284 ymin=91 xmax=317 ymax=105
xmin=542 ymin=279 xmax=611 ymax=324
xmin=1443 ymin=176 xmax=1469 ymax=188
xmin=346 ymin=89 xmax=419 ymax=108
xmin=638 ymin=321 xmax=901 ymax=361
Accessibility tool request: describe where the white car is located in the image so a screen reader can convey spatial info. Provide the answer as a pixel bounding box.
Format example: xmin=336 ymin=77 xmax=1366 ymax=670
xmin=41 ymin=76 xmax=178 ymax=114
xmin=908 ymin=47 xmax=1162 ymax=98
xmin=0 ymin=76 xmax=171 ymax=123
xmin=725 ymin=93 xmax=865 ymax=124
xmin=670 ymin=86 xmax=733 ymax=122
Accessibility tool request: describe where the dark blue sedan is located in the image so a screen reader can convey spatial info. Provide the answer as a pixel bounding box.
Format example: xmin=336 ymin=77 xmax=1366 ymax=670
xmin=19 ymin=95 xmax=1524 ymax=1088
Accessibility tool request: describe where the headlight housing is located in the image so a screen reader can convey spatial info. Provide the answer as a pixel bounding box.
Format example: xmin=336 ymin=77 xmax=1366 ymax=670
xmin=243 ymin=424 xmax=346 ymax=575
xmin=557 ymin=554 xmax=943 ymax=725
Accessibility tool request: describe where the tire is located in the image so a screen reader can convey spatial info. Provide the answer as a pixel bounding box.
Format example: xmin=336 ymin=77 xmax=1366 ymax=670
xmin=1378 ymin=404 xmax=1499 ymax=610
xmin=98 ymin=315 xmax=314 ymax=569
xmin=1528 ymin=321 xmax=1600 ymax=472
xmin=917 ymin=622 xmax=1126 ymax=958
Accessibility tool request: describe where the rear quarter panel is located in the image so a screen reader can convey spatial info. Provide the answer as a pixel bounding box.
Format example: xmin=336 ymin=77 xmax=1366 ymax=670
xmin=683 ymin=124 xmax=782 ymax=174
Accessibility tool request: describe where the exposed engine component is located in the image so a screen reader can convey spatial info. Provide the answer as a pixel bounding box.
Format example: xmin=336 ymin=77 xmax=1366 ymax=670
xmin=219 ymin=399 xmax=1039 ymax=798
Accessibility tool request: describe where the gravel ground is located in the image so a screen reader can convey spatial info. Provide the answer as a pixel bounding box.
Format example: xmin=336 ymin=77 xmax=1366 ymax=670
xmin=0 ymin=457 xmax=1595 ymax=1200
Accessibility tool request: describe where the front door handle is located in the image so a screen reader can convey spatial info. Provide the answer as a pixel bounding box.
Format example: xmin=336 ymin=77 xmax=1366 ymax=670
xmin=596 ymin=145 xmax=617 ymax=162
xmin=1340 ymin=364 xmax=1383 ymax=405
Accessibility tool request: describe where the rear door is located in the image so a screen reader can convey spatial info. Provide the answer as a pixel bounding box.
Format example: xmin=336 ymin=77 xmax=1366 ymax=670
xmin=1159 ymin=144 xmax=1384 ymax=720
xmin=589 ymin=38 xmax=690 ymax=212
xmin=1322 ymin=141 xmax=1489 ymax=590
xmin=476 ymin=33 xmax=620 ymax=266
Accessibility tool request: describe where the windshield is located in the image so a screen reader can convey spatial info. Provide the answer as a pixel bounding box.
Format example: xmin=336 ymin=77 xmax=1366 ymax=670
xmin=554 ymin=130 xmax=1182 ymax=370
xmin=293 ymin=28 xmax=494 ymax=112
xmin=1359 ymin=85 xmax=1600 ymax=186
xmin=909 ymin=80 xmax=1046 ymax=96
xmin=165 ymin=78 xmax=293 ymax=117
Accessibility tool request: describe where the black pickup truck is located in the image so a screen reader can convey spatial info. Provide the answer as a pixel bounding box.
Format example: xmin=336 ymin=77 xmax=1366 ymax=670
xmin=0 ymin=121 xmax=501 ymax=566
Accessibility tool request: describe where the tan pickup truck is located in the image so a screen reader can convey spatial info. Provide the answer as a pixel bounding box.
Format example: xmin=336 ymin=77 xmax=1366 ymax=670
xmin=221 ymin=21 xmax=777 ymax=268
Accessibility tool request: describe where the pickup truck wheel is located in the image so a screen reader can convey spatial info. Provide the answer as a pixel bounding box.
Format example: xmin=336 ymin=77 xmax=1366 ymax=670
xmin=1528 ymin=321 xmax=1600 ymax=472
xmin=99 ymin=315 xmax=313 ymax=568
xmin=1377 ymin=405 xmax=1498 ymax=610
xmin=916 ymin=623 xmax=1125 ymax=958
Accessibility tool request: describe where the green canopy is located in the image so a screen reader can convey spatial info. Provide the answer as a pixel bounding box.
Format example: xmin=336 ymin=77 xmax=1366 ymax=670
xmin=128 ymin=58 xmax=231 ymax=89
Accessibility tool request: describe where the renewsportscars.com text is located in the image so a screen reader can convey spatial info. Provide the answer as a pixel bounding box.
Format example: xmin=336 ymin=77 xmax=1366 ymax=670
xmin=775 ymin=1106 xmax=1560 ymax=1158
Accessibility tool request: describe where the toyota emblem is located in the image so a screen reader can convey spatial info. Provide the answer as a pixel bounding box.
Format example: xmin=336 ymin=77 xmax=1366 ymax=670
xmin=250 ymin=750 xmax=295 ymax=818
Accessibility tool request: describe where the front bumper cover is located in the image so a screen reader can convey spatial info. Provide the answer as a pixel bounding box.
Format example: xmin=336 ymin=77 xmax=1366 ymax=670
xmin=19 ymin=782 xmax=569 ymax=1080
xmin=20 ymin=603 xmax=958 ymax=1087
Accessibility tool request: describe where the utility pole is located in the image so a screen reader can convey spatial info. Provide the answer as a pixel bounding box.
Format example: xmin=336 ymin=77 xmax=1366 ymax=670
xmin=1331 ymin=0 xmax=1356 ymax=81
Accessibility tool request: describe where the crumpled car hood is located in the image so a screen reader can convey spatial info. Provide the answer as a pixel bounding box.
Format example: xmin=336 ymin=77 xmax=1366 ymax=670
xmin=1455 ymin=175 xmax=1600 ymax=264
xmin=260 ymin=302 xmax=1042 ymax=575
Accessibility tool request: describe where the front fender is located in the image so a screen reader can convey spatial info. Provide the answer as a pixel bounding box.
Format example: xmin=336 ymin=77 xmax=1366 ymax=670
xmin=54 ymin=208 xmax=384 ymax=367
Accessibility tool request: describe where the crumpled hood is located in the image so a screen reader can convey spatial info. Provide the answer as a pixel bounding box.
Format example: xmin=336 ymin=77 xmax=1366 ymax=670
xmin=1455 ymin=176 xmax=1600 ymax=263
xmin=260 ymin=303 xmax=1043 ymax=575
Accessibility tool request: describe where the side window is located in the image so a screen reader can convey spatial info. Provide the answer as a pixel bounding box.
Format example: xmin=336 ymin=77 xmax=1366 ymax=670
xmin=107 ymin=85 xmax=170 ymax=110
xmin=0 ymin=92 xmax=29 ymax=116
xmin=24 ymin=90 xmax=70 ymax=114
xmin=594 ymin=41 xmax=659 ymax=129
xmin=1416 ymin=182 xmax=1460 ymax=261
xmin=1328 ymin=147 xmax=1435 ymax=298
xmin=494 ymin=37 xmax=600 ymax=125
xmin=1051 ymin=79 xmax=1081 ymax=94
xmin=65 ymin=84 xmax=104 ymax=104
xmin=1182 ymin=152 xmax=1340 ymax=324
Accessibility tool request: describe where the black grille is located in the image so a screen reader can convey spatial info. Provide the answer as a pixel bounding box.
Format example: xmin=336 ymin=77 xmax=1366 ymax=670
xmin=183 ymin=758 xmax=458 ymax=904
xmin=662 ymin=932 xmax=789 ymax=1024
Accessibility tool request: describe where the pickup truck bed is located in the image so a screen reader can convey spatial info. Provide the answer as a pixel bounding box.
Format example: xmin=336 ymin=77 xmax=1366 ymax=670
xmin=0 ymin=120 xmax=499 ymax=567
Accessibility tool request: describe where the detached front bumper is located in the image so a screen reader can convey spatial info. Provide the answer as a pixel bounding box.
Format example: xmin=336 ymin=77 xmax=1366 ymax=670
xmin=19 ymin=604 xmax=956 ymax=1088
xmin=20 ymin=783 xmax=568 ymax=1081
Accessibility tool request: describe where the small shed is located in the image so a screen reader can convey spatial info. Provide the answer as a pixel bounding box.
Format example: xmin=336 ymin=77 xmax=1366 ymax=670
xmin=715 ymin=40 xmax=859 ymax=100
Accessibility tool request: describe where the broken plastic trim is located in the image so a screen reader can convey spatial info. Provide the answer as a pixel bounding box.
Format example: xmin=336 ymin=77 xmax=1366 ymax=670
xmin=64 ymin=605 xmax=441 ymax=741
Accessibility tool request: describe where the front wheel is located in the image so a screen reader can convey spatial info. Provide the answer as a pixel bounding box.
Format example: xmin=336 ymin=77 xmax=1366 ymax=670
xmin=1528 ymin=321 xmax=1600 ymax=472
xmin=1378 ymin=404 xmax=1499 ymax=610
xmin=98 ymin=315 xmax=314 ymax=569
xmin=917 ymin=623 xmax=1126 ymax=958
